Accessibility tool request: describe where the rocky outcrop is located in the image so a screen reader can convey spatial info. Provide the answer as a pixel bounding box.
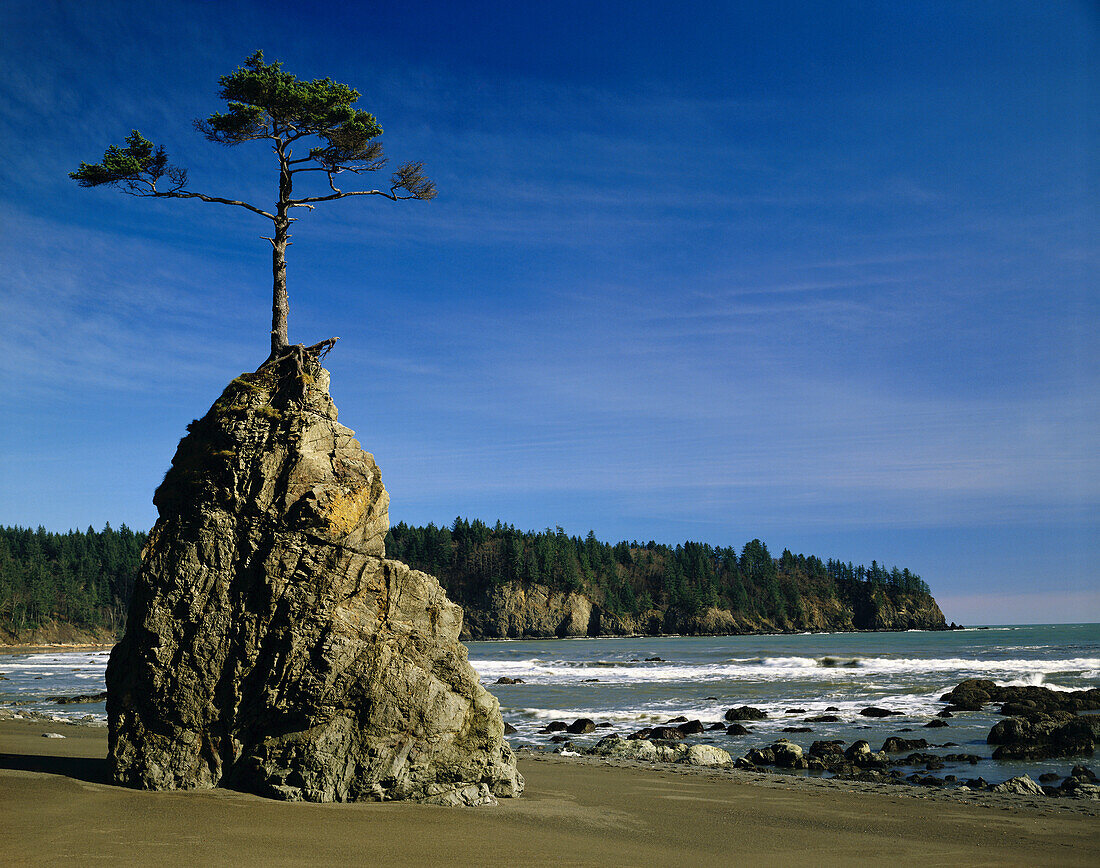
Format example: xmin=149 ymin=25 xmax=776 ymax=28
xmin=106 ymin=364 xmax=522 ymax=805
xmin=939 ymin=680 xmax=1100 ymax=762
xmin=941 ymin=679 xmax=1100 ymax=714
xmin=461 ymin=582 xmax=598 ymax=639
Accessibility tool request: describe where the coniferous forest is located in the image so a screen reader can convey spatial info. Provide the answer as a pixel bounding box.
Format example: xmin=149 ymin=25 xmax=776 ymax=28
xmin=0 ymin=520 xmax=942 ymax=640
xmin=0 ymin=525 xmax=145 ymax=635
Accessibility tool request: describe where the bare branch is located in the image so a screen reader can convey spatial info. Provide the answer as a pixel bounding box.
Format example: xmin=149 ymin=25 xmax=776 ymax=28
xmin=160 ymin=190 xmax=275 ymax=219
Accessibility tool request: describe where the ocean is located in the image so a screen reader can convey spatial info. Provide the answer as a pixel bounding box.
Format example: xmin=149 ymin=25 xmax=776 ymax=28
xmin=3 ymin=623 xmax=1097 ymax=786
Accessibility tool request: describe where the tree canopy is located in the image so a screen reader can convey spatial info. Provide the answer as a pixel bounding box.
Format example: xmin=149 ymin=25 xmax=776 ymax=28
xmin=72 ymin=51 xmax=434 ymax=360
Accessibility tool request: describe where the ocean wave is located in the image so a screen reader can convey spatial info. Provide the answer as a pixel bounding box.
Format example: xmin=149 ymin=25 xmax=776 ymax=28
xmin=471 ymin=653 xmax=1100 ymax=687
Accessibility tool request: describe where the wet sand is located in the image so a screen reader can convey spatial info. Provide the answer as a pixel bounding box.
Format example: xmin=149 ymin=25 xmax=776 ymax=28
xmin=1 ymin=719 xmax=1097 ymax=867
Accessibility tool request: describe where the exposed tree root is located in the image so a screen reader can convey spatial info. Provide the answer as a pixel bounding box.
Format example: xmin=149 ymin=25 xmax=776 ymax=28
xmin=257 ymin=337 xmax=338 ymax=406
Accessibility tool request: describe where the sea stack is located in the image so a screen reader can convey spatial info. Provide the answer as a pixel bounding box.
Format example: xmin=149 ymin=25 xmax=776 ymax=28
xmin=106 ymin=357 xmax=523 ymax=805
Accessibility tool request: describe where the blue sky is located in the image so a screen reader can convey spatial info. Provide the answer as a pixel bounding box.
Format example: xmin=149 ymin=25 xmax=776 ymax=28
xmin=1 ymin=1 xmax=1096 ymax=624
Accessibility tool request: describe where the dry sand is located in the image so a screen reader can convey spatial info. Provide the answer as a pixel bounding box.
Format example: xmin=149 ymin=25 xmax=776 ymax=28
xmin=1 ymin=719 xmax=1097 ymax=867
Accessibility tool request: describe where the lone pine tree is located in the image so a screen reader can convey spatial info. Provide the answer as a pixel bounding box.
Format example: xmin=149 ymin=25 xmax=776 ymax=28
xmin=71 ymin=50 xmax=435 ymax=363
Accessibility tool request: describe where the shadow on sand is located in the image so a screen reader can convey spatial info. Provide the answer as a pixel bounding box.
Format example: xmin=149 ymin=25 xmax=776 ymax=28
xmin=0 ymin=752 xmax=112 ymax=785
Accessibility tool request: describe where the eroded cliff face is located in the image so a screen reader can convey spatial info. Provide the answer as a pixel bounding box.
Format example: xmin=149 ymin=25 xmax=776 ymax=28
xmin=457 ymin=580 xmax=947 ymax=640
xmin=106 ymin=365 xmax=522 ymax=805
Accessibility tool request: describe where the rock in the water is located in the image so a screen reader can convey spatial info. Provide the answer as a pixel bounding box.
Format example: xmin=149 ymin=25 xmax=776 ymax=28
xmin=859 ymin=706 xmax=902 ymax=718
xmin=990 ymin=775 xmax=1045 ymax=796
xmin=724 ymin=706 xmax=768 ymax=721
xmin=881 ymin=737 xmax=928 ymax=753
xmin=988 ymin=713 xmax=1100 ymax=760
xmin=770 ymin=740 xmax=805 ymax=768
xmin=566 ymin=718 xmax=596 ymax=734
xmin=106 ymin=365 xmax=523 ymax=805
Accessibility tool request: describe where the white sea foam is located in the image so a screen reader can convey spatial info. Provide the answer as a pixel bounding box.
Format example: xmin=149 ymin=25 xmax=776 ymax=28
xmin=471 ymin=653 xmax=1100 ymax=687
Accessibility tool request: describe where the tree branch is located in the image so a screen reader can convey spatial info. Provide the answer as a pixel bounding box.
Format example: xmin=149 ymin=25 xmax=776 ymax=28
xmin=160 ymin=190 xmax=275 ymax=219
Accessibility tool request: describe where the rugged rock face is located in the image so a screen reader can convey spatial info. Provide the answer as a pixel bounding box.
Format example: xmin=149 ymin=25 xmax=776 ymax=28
xmin=106 ymin=365 xmax=522 ymax=805
xmin=456 ymin=579 xmax=947 ymax=640
xmin=461 ymin=582 xmax=599 ymax=638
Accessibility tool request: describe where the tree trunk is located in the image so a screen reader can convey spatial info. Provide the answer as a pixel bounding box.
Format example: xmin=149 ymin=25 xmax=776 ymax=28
xmin=270 ymin=144 xmax=293 ymax=359
xmin=270 ymin=217 xmax=290 ymax=357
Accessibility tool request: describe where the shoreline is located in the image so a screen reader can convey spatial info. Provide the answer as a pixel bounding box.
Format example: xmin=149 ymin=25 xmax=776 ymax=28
xmin=0 ymin=643 xmax=114 ymax=655
xmin=1 ymin=719 xmax=1098 ymax=867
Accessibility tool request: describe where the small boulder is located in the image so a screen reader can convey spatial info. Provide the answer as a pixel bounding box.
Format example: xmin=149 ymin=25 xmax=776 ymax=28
xmin=649 ymin=726 xmax=685 ymax=740
xmin=725 ymin=706 xmax=768 ymax=721
xmin=806 ymin=714 xmax=841 ymax=722
xmin=771 ymin=740 xmax=805 ymax=768
xmin=494 ymin=677 xmax=524 ymax=685
xmin=678 ymin=719 xmax=705 ymax=735
xmin=881 ymin=737 xmax=928 ymax=753
xmin=543 ymin=721 xmax=568 ymax=733
xmin=726 ymin=723 xmax=750 ymax=736
xmin=745 ymin=747 xmax=776 ymax=766
xmin=859 ymin=706 xmax=902 ymax=718
xmin=566 ymin=718 xmax=596 ymax=734
xmin=844 ymin=740 xmax=888 ymax=768
xmin=590 ymin=735 xmax=658 ymax=762
xmin=682 ymin=744 xmax=732 ymax=767
xmin=990 ymin=775 xmax=1045 ymax=796
xmin=503 ymin=722 xmax=518 ymax=735
xmin=924 ymin=719 xmax=949 ymax=728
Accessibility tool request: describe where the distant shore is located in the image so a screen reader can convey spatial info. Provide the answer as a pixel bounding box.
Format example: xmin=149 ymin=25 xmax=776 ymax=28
xmin=1 ymin=718 xmax=1096 ymax=866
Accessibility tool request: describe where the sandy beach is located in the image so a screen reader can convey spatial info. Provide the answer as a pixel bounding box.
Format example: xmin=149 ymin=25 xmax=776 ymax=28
xmin=1 ymin=719 xmax=1096 ymax=867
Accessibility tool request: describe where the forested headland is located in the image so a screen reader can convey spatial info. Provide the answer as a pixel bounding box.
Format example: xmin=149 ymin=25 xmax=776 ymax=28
xmin=386 ymin=519 xmax=949 ymax=637
xmin=0 ymin=524 xmax=144 ymax=642
xmin=0 ymin=520 xmax=950 ymax=643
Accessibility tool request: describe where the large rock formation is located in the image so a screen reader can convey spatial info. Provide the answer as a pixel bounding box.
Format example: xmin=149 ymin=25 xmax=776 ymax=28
xmin=106 ymin=362 xmax=522 ymax=805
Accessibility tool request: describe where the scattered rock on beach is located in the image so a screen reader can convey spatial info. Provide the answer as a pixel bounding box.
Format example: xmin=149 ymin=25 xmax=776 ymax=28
xmin=106 ymin=365 xmax=522 ymax=806
xmin=41 ymin=732 xmax=66 ymax=739
xmin=844 ymin=740 xmax=888 ymax=768
xmin=990 ymin=775 xmax=1045 ymax=796
xmin=588 ymin=735 xmax=731 ymax=767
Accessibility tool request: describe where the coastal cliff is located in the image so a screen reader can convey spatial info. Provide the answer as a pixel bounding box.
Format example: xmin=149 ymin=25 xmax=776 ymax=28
xmin=455 ymin=578 xmax=946 ymax=639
